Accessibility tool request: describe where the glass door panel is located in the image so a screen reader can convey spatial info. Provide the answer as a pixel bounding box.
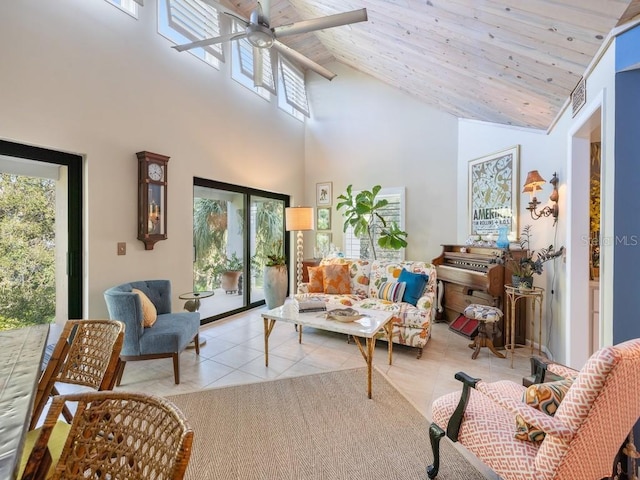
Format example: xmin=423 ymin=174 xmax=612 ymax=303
xmin=249 ymin=196 xmax=286 ymax=305
xmin=193 ymin=186 xmax=245 ymax=319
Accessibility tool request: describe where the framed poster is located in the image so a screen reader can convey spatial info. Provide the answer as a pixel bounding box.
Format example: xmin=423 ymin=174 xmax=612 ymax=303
xmin=316 ymin=182 xmax=332 ymax=206
xmin=468 ymin=145 xmax=520 ymax=238
xmin=316 ymin=207 xmax=331 ymax=231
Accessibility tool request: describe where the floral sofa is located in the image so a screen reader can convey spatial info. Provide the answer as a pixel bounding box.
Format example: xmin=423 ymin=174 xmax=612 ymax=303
xmin=296 ymin=257 xmax=437 ymax=358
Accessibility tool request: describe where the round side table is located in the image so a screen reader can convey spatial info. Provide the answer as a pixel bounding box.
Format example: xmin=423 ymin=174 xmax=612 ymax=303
xmin=179 ymin=291 xmax=214 ymax=348
xmin=504 ymin=285 xmax=544 ymax=368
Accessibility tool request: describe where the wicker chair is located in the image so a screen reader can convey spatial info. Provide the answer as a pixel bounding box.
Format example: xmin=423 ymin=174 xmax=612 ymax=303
xmin=21 ymin=390 xmax=194 ymax=480
xmin=29 ymin=319 xmax=125 ymax=430
xmin=427 ymin=338 xmax=640 ymax=480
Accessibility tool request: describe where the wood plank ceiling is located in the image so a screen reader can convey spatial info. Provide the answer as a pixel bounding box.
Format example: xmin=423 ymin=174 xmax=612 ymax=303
xmin=219 ymin=0 xmax=640 ymax=129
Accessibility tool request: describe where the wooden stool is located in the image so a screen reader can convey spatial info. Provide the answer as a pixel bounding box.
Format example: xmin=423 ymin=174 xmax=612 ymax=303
xmin=463 ymin=304 xmax=505 ymax=360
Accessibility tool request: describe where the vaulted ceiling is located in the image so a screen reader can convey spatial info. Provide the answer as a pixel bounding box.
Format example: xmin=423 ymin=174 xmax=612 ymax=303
xmin=218 ymin=0 xmax=640 ymax=129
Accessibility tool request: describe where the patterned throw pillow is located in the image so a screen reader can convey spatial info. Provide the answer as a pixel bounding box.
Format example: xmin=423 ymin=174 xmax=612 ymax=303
xmin=378 ymin=281 xmax=406 ymax=302
xmin=131 ymin=288 xmax=158 ymax=327
xmin=515 ymin=379 xmax=573 ymax=442
xmin=307 ymin=266 xmax=324 ymax=293
xmin=322 ymin=264 xmax=351 ymax=294
xmin=397 ymin=269 xmax=429 ymax=306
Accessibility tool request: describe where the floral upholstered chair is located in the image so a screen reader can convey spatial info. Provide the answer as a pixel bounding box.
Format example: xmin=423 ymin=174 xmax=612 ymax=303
xmin=427 ymin=338 xmax=640 ymax=480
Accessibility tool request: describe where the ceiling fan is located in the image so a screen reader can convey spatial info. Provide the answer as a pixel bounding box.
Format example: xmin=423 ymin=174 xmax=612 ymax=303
xmin=172 ymin=0 xmax=367 ymax=83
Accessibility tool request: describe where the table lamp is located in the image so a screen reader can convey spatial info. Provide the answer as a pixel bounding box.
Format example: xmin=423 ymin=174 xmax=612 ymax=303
xmin=285 ymin=206 xmax=315 ymax=292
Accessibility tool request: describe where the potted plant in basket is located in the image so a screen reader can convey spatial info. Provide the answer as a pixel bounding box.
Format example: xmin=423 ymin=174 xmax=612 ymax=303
xmin=506 ymin=225 xmax=564 ymax=291
xmin=263 ymin=241 xmax=288 ymax=309
xmin=336 ymin=184 xmax=408 ymax=259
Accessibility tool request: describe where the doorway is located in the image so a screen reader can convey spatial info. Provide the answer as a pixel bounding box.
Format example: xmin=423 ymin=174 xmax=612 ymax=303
xmin=0 ymin=140 xmax=83 ymax=329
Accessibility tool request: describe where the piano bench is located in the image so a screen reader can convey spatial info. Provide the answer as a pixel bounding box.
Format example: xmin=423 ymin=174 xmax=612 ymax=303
xmin=463 ymin=304 xmax=505 ymax=360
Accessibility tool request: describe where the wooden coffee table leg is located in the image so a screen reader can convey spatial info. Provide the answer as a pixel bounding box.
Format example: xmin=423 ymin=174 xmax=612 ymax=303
xmin=352 ymin=336 xmax=376 ymax=399
xmin=385 ymin=322 xmax=393 ymax=365
xmin=263 ymin=318 xmax=276 ymax=367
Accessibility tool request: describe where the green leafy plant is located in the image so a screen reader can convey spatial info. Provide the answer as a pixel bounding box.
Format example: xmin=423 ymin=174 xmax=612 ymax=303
xmin=265 ymin=241 xmax=286 ymax=267
xmin=336 ymin=184 xmax=408 ymax=260
xmin=506 ymin=225 xmax=564 ymax=278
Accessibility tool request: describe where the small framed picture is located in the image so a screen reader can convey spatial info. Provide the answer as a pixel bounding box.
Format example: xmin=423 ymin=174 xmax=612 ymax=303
xmin=316 ymin=182 xmax=332 ymax=206
xmin=315 ymin=232 xmax=332 ymax=255
xmin=316 ymin=207 xmax=331 ymax=231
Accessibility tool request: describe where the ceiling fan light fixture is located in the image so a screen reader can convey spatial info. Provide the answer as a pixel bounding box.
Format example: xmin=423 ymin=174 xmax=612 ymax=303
xmin=246 ymin=24 xmax=274 ymax=48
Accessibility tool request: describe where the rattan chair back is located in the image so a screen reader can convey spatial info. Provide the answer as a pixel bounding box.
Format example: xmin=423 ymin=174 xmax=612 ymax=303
xmin=30 ymin=319 xmax=125 ymax=430
xmin=23 ymin=391 xmax=193 ymax=480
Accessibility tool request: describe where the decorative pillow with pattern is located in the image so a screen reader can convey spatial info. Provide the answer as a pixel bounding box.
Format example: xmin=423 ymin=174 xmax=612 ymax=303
xmin=322 ymin=264 xmax=351 ymax=294
xmin=378 ymin=281 xmax=406 ymax=302
xmin=515 ymin=378 xmax=573 ymax=442
xmin=307 ymin=266 xmax=324 ymax=293
xmin=131 ymin=288 xmax=158 ymax=327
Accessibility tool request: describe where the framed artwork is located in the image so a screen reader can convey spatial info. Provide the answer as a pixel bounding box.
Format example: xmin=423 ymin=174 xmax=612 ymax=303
xmin=315 ymin=232 xmax=332 ymax=255
xmin=316 ymin=182 xmax=332 ymax=206
xmin=316 ymin=207 xmax=331 ymax=231
xmin=468 ymin=145 xmax=520 ymax=238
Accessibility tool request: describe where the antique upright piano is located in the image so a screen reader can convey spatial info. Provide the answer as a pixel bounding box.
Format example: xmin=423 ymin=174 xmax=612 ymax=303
xmin=432 ymin=244 xmax=526 ymax=347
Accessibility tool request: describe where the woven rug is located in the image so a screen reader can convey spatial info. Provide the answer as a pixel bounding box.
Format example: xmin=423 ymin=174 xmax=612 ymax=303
xmin=166 ymin=368 xmax=487 ymax=480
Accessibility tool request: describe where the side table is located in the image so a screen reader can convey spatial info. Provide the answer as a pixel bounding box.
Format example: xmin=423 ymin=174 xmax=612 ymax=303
xmin=504 ymin=285 xmax=544 ymax=368
xmin=179 ymin=291 xmax=214 ymax=347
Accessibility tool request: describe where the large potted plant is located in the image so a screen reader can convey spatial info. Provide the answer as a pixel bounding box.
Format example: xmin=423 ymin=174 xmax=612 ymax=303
xmin=506 ymin=225 xmax=564 ymax=291
xmin=218 ymin=252 xmax=243 ymax=294
xmin=263 ymin=242 xmax=287 ymax=309
xmin=336 ymin=184 xmax=408 ymax=259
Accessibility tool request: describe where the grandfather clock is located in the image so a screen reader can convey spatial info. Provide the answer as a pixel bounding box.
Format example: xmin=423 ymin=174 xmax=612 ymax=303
xmin=137 ymin=151 xmax=169 ymax=250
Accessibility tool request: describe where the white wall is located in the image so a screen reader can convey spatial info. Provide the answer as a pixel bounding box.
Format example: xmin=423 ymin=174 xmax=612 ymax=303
xmin=0 ymin=0 xmax=305 ymax=319
xmin=304 ymin=62 xmax=459 ymax=261
xmin=457 ymin=40 xmax=617 ymax=366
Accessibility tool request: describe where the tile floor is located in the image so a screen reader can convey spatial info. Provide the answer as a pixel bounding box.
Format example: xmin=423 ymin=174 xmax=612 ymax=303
xmin=115 ymin=305 xmax=535 ymax=423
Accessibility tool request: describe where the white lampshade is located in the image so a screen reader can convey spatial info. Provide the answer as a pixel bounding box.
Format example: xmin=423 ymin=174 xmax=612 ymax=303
xmin=285 ymin=207 xmax=314 ymax=231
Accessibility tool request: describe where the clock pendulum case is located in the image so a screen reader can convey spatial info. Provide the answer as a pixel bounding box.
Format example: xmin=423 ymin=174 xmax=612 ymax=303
xmin=136 ymin=151 xmax=169 ymax=250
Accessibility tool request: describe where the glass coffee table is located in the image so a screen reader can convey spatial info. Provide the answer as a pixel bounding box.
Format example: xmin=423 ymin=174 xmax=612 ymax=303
xmin=261 ymin=303 xmax=394 ymax=399
xmin=179 ymin=291 xmax=214 ymax=347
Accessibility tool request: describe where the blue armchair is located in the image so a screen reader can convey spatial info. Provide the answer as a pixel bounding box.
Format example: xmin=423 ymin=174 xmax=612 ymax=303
xmin=104 ymin=280 xmax=200 ymax=384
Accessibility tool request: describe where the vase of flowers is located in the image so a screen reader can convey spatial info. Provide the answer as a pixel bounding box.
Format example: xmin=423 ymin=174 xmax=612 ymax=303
xmin=506 ymin=225 xmax=564 ymax=291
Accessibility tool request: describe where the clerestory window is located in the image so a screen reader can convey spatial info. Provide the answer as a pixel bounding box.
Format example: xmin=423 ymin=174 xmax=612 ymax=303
xmin=159 ymin=0 xmax=224 ymax=69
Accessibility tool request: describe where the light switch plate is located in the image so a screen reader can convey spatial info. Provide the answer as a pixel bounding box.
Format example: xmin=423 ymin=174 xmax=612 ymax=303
xmin=117 ymin=242 xmax=126 ymax=255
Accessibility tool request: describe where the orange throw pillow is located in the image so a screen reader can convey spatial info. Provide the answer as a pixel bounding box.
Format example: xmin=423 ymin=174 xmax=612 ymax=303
xmin=307 ymin=266 xmax=324 ymax=293
xmin=132 ymin=288 xmax=158 ymax=327
xmin=322 ymin=264 xmax=351 ymax=294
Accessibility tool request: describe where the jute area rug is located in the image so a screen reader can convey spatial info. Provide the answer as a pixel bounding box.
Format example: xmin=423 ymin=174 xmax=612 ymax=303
xmin=167 ymin=368 xmax=487 ymax=480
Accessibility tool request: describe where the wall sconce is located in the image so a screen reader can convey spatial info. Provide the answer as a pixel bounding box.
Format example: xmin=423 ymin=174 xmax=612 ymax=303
xmin=523 ymin=170 xmax=559 ymax=224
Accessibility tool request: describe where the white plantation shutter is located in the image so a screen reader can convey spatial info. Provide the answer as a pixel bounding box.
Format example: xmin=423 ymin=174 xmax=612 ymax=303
xmin=279 ymin=57 xmax=309 ymax=117
xmin=166 ymin=0 xmax=224 ymax=61
xmin=233 ymin=22 xmax=276 ymax=95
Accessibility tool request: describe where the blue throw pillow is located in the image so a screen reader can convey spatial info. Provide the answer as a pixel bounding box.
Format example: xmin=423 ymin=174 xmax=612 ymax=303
xmin=397 ymin=269 xmax=429 ymax=306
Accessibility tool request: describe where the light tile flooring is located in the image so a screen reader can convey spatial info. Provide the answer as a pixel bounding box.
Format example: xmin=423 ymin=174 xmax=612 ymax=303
xmin=115 ymin=305 xmax=535 ymax=423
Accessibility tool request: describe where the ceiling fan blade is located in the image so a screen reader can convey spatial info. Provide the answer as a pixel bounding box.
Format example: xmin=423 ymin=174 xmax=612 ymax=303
xmin=257 ymin=0 xmax=270 ymax=25
xmin=272 ymin=41 xmax=336 ymax=81
xmin=253 ymin=47 xmax=264 ymax=87
xmin=172 ymin=32 xmax=247 ymax=52
xmin=273 ymin=8 xmax=367 ymax=38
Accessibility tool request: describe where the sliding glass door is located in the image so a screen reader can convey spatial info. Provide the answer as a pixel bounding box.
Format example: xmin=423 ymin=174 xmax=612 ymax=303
xmin=192 ymin=178 xmax=288 ymax=323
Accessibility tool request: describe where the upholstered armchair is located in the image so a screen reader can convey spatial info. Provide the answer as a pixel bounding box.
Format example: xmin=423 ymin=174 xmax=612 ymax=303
xmin=104 ymin=280 xmax=200 ymax=384
xmin=427 ymin=338 xmax=640 ymax=480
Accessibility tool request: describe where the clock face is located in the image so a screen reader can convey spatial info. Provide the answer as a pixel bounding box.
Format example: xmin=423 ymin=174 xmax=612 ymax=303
xmin=148 ymin=163 xmax=163 ymax=182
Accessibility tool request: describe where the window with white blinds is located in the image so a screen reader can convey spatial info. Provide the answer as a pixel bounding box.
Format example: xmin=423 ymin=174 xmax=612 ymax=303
xmin=343 ymin=188 xmax=405 ymax=262
xmin=159 ymin=0 xmax=223 ymax=67
xmin=105 ymin=0 xmax=139 ymax=17
xmin=231 ymin=20 xmax=276 ymax=97
xmin=278 ymin=57 xmax=309 ymax=119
